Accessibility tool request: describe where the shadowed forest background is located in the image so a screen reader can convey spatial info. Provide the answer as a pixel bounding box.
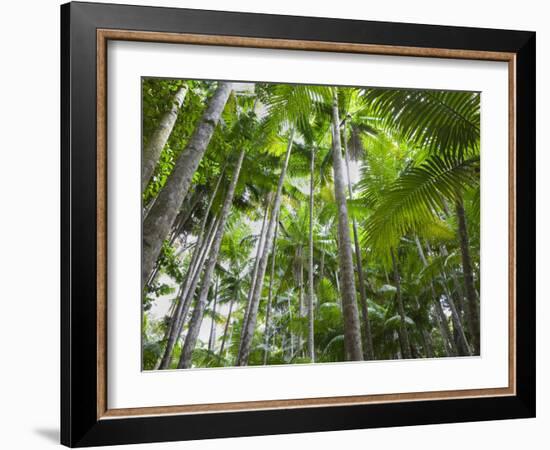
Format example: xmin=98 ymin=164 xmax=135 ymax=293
xmin=141 ymin=79 xmax=480 ymax=370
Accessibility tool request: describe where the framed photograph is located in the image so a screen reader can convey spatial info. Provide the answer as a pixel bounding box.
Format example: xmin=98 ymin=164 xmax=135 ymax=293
xmin=61 ymin=1 xmax=536 ymax=447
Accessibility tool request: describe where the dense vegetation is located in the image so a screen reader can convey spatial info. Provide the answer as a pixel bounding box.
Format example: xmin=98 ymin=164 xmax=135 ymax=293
xmin=141 ymin=79 xmax=480 ymax=370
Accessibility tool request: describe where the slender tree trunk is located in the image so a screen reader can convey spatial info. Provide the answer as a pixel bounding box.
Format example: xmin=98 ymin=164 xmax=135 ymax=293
xmin=316 ymin=250 xmax=325 ymax=314
xmin=142 ymin=82 xmax=233 ymax=287
xmin=178 ymin=149 xmax=246 ymax=369
xmin=158 ymin=214 xmax=220 ymax=369
xmin=343 ymin=124 xmax=374 ymax=360
xmin=288 ymin=295 xmax=294 ymax=360
xmin=422 ymin=329 xmax=434 ymax=358
xmin=437 ymin=243 xmax=467 ymax=348
xmin=142 ymin=85 xmax=188 ymax=193
xmin=434 ymin=299 xmax=456 ymax=356
xmin=208 ymin=279 xmax=219 ymax=352
xmin=455 ymin=198 xmax=480 ymax=354
xmin=263 ymin=217 xmax=280 ymax=365
xmin=167 ymin=188 xmax=203 ymax=246
xmin=298 ymin=250 xmax=304 ymax=357
xmin=442 ymin=283 xmax=472 ymax=356
xmin=414 ymin=236 xmax=458 ymax=357
xmin=145 ymin=262 xmax=161 ymax=293
xmin=307 ymin=147 xmax=315 ymax=362
xmin=391 ymin=248 xmax=411 ymax=359
xmin=330 ymin=93 xmax=363 ymax=361
xmin=237 ymin=130 xmax=295 ymax=366
xmin=173 ymin=216 xmax=220 ymax=332
xmin=441 ymin=244 xmax=466 ymax=316
xmin=157 ymin=172 xmax=224 ymax=369
xmin=298 ymin=247 xmax=304 ymax=318
xmin=334 ymin=269 xmax=341 ymax=299
xmin=241 ymin=194 xmax=271 ymax=338
xmin=319 ymin=250 xmax=325 ymax=281
xmin=219 ymin=293 xmax=236 ymax=359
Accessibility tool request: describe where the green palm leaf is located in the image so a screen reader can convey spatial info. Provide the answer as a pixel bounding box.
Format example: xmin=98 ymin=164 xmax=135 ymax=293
xmin=363 ymin=154 xmax=479 ymax=259
xmin=361 ymin=88 xmax=480 ymax=159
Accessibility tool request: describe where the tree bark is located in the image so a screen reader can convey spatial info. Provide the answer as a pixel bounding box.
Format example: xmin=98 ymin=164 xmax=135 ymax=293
xmin=241 ymin=194 xmax=271 ymax=338
xmin=178 ymin=149 xmax=246 ymax=369
xmin=330 ymin=94 xmax=363 ymax=361
xmin=422 ymin=329 xmax=434 ymax=358
xmin=287 ymin=295 xmax=294 ymax=360
xmin=441 ymin=280 xmax=472 ymax=356
xmin=307 ymin=147 xmax=315 ymax=362
xmin=297 ymin=248 xmax=304 ymax=357
xmin=391 ymin=248 xmax=412 ymax=359
xmin=343 ymin=124 xmax=374 ymax=360
xmin=142 ymin=85 xmax=188 ymax=193
xmin=237 ymin=130 xmax=295 ymax=366
xmin=208 ymin=279 xmax=219 ymax=352
xmin=455 ymin=197 xmax=480 ymax=354
xmin=142 ymin=82 xmax=233 ymax=287
xmin=167 ymin=188 xmax=203 ymax=246
xmin=298 ymin=247 xmax=304 ymax=318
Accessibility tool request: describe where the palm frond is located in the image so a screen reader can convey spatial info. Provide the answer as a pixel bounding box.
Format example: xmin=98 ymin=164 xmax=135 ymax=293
xmin=363 ymin=154 xmax=479 ymax=259
xmin=360 ymin=88 xmax=480 ymax=159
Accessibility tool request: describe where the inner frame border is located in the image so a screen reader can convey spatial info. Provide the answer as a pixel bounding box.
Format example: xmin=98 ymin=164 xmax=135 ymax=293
xmin=96 ymin=28 xmax=517 ymax=420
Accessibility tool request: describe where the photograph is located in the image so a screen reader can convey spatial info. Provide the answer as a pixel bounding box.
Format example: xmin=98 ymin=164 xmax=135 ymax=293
xmin=141 ymin=79 xmax=481 ymax=370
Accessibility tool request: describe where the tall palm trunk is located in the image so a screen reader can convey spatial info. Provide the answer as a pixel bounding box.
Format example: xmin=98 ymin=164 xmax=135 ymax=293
xmin=440 ymin=280 xmax=472 ymax=356
xmin=178 ymin=149 xmax=246 ymax=369
xmin=287 ymin=296 xmax=294 ymax=359
xmin=455 ymin=197 xmax=480 ymax=354
xmin=237 ymin=130 xmax=295 ymax=366
xmin=167 ymin=188 xmax=203 ymax=246
xmin=241 ymin=195 xmax=271 ymax=335
xmin=263 ymin=216 xmax=280 ymax=365
xmin=316 ymin=250 xmax=325 ymax=314
xmin=158 ymin=214 xmax=219 ymax=368
xmin=414 ymin=236 xmax=457 ymax=357
xmin=142 ymin=82 xmax=233 ymax=287
xmin=208 ymin=279 xmax=219 ymax=352
xmin=298 ymin=248 xmax=304 ymax=318
xmin=219 ymin=290 xmax=237 ymax=359
xmin=157 ymin=172 xmax=224 ymax=369
xmin=343 ymin=124 xmax=374 ymax=360
xmin=391 ymin=248 xmax=411 ymax=359
xmin=441 ymin=244 xmax=466 ymax=317
xmin=330 ymin=94 xmax=363 ymax=361
xmin=307 ymin=147 xmax=315 ymax=362
xmin=297 ymin=250 xmax=304 ymax=357
xmin=172 ymin=216 xmax=220 ymax=334
xmin=142 ymin=85 xmax=188 ymax=193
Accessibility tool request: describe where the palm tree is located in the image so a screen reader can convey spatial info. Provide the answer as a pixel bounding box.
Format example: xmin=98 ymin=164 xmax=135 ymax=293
xmin=179 ymin=148 xmax=246 ymax=369
xmin=307 ymin=146 xmax=315 ymax=361
xmin=455 ymin=197 xmax=480 ymax=353
xmin=142 ymin=84 xmax=188 ymax=193
xmin=142 ymin=82 xmax=233 ymax=287
xmin=330 ymin=90 xmax=363 ymax=361
xmin=157 ymin=163 xmax=226 ymax=369
xmin=237 ymin=130 xmax=295 ymax=366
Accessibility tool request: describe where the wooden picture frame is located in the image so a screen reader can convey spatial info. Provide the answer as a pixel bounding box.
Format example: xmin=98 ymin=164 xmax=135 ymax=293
xmin=61 ymin=1 xmax=535 ymax=447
